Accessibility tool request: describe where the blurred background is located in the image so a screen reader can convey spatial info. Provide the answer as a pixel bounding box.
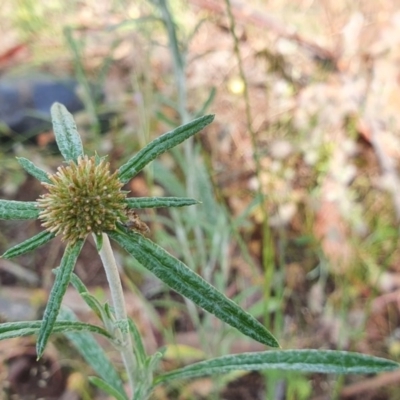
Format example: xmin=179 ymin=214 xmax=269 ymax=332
xmin=1 ymin=0 xmax=400 ymax=399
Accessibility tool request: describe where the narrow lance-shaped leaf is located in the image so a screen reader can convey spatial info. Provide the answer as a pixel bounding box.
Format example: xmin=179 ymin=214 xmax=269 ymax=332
xmin=0 ymin=328 xmax=42 ymax=341
xmin=36 ymin=239 xmax=84 ymax=358
xmin=59 ymin=307 xmax=127 ymax=398
xmin=2 ymin=231 xmax=55 ymax=259
xmin=51 ymin=102 xmax=84 ymax=163
xmin=0 ymin=320 xmax=112 ymax=341
xmin=109 ymin=228 xmax=279 ymax=348
xmin=0 ymin=200 xmax=39 ymax=220
xmin=128 ymin=319 xmax=147 ymax=366
xmin=118 ymin=114 xmax=215 ymax=183
xmin=153 ymin=350 xmax=400 ymax=385
xmin=89 ymin=377 xmax=127 ymax=400
xmin=69 ymin=272 xmax=108 ymax=322
xmin=94 ymin=233 xmax=103 ymax=252
xmin=16 ymin=157 xmax=51 ymax=183
xmin=126 ymin=197 xmax=200 ymax=209
xmin=69 ymin=272 xmax=88 ymax=294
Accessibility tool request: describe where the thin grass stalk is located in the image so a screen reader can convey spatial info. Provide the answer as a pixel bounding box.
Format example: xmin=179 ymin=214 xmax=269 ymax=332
xmin=64 ymin=27 xmax=100 ymax=138
xmin=155 ymin=0 xmax=208 ymax=278
xmin=224 ymin=0 xmax=276 ymax=328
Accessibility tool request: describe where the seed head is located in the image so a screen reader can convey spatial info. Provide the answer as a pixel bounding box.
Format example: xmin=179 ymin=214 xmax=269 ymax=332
xmin=37 ymin=155 xmax=127 ymax=244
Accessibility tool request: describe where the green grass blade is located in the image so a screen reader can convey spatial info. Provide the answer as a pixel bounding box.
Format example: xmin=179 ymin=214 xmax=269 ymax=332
xmin=59 ymin=307 xmax=127 ymax=398
xmin=2 ymin=231 xmax=55 ymax=259
xmin=154 ymin=350 xmax=400 ymax=385
xmin=36 ymin=240 xmax=84 ymax=358
xmin=51 ymin=102 xmax=84 ymax=163
xmin=0 ymin=200 xmax=39 ymax=220
xmin=89 ymin=377 xmax=127 ymax=400
xmin=16 ymin=157 xmax=51 ymax=183
xmin=126 ymin=197 xmax=200 ymax=209
xmin=64 ymin=27 xmax=100 ymax=135
xmin=109 ymin=228 xmax=279 ymax=348
xmin=118 ymin=114 xmax=215 ymax=183
xmin=194 ymin=87 xmax=216 ymax=118
xmin=153 ymin=160 xmax=186 ymax=196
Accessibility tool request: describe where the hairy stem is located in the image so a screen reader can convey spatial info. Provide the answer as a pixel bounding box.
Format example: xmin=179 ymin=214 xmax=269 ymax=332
xmin=98 ymin=233 xmax=136 ymax=398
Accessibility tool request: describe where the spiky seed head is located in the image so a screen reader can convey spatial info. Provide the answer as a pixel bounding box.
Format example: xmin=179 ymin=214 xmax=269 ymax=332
xmin=37 ymin=155 xmax=127 ymax=244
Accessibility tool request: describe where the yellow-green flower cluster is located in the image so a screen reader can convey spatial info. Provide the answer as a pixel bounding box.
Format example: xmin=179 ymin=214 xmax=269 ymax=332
xmin=38 ymin=155 xmax=127 ymax=243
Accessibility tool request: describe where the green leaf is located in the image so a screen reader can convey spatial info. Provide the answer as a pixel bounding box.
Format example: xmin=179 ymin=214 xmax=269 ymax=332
xmin=68 ymin=273 xmax=104 ymax=320
xmin=69 ymin=272 xmax=88 ymax=294
xmin=0 ymin=320 xmax=112 ymax=341
xmin=51 ymin=102 xmax=84 ymax=163
xmin=68 ymin=273 xmax=114 ymax=332
xmin=71 ymin=272 xmax=118 ymax=331
xmin=0 ymin=327 xmax=38 ymax=340
xmin=53 ymin=321 xmax=111 ymax=338
xmin=89 ymin=377 xmax=127 ymax=400
xmin=0 ymin=321 xmax=42 ymax=340
xmin=36 ymin=240 xmax=84 ymax=358
xmin=128 ymin=319 xmax=147 ymax=365
xmin=118 ymin=114 xmax=215 ymax=183
xmin=81 ymin=293 xmax=111 ymax=325
xmin=153 ymin=350 xmax=400 ymax=385
xmin=126 ymin=197 xmax=200 ymax=209
xmin=2 ymin=231 xmax=55 ymax=259
xmin=0 ymin=200 xmax=39 ymax=220
xmin=94 ymin=152 xmax=108 ymax=165
xmin=94 ymin=233 xmax=103 ymax=251
xmin=109 ymin=228 xmax=279 ymax=348
xmin=16 ymin=157 xmax=52 ymax=183
xmin=59 ymin=307 xmax=127 ymax=397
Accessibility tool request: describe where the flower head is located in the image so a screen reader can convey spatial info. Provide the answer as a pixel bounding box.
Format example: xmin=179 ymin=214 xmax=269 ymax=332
xmin=38 ymin=155 xmax=127 ymax=244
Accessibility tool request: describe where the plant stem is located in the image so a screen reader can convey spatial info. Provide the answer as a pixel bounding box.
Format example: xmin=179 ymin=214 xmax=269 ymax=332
xmin=97 ymin=233 xmax=136 ymax=398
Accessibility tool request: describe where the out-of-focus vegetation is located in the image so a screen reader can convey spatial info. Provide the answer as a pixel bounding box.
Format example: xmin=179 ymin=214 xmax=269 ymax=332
xmin=1 ymin=0 xmax=400 ymax=398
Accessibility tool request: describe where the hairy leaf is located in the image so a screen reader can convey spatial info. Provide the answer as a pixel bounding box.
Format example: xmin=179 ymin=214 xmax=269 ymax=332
xmin=89 ymin=377 xmax=127 ymax=400
xmin=36 ymin=240 xmax=84 ymax=357
xmin=0 ymin=200 xmax=39 ymax=220
xmin=2 ymin=231 xmax=55 ymax=259
xmin=118 ymin=115 xmax=214 ymax=183
xmin=154 ymin=350 xmax=400 ymax=385
xmin=51 ymin=102 xmax=84 ymax=163
xmin=109 ymin=228 xmax=279 ymax=348
xmin=0 ymin=320 xmax=112 ymax=341
xmin=126 ymin=196 xmax=200 ymax=209
xmin=16 ymin=157 xmax=51 ymax=183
